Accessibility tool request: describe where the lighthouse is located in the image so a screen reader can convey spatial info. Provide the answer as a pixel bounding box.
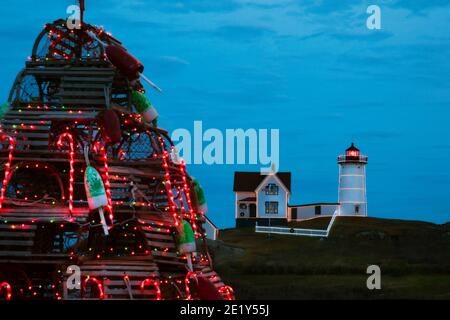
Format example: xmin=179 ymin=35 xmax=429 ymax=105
xmin=337 ymin=143 xmax=368 ymax=216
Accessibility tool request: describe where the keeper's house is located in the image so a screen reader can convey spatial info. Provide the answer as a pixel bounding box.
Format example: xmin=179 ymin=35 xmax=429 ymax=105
xmin=233 ymin=172 xmax=338 ymax=227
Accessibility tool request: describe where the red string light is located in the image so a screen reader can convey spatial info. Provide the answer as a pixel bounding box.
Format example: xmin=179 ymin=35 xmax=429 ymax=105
xmin=0 ymin=135 xmax=16 ymax=209
xmin=177 ymin=187 xmax=186 ymax=217
xmin=140 ymin=278 xmax=162 ymax=300
xmin=178 ymin=156 xmax=198 ymax=235
xmin=0 ymin=282 xmax=12 ymax=300
xmin=93 ymin=142 xmax=113 ymax=222
xmin=81 ymin=277 xmax=105 ymax=300
xmin=219 ymin=285 xmax=236 ymax=300
xmin=184 ymin=271 xmax=198 ymax=300
xmin=57 ymin=133 xmax=75 ymax=218
xmin=161 ymin=150 xmax=179 ymax=228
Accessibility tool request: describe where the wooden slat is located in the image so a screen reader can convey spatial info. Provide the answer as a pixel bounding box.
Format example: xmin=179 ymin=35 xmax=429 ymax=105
xmin=58 ymin=91 xmax=105 ymax=97
xmin=0 ymin=207 xmax=88 ymax=214
xmin=4 ymin=111 xmax=98 ymax=120
xmin=152 ymin=258 xmax=185 ymax=266
xmin=81 ymin=265 xmax=158 ymax=272
xmin=0 ymin=251 xmax=68 ymax=257
xmin=104 ymin=288 xmax=156 ymax=295
xmin=59 ymin=99 xmax=105 ymax=105
xmin=0 ymin=125 xmax=50 ymax=131
xmin=105 ymin=280 xmax=155 ymax=286
xmin=150 ymin=251 xmax=180 ymax=258
xmin=15 ymin=140 xmax=48 ymax=146
xmin=62 ymin=83 xmax=111 ymax=89
xmin=63 ymin=76 xmax=113 ymax=82
xmin=82 ymin=270 xmax=158 ymax=277
xmin=0 ymin=231 xmax=34 ymax=237
xmin=146 ymin=240 xmax=175 ymax=249
xmin=26 ymin=68 xmax=115 ymax=76
xmin=0 ymin=239 xmax=34 ymax=246
xmin=0 ymin=119 xmax=50 ymax=124
xmin=0 ymin=224 xmax=37 ymax=230
xmin=82 ymin=257 xmax=155 ymax=264
xmin=144 ymin=233 xmax=173 ymax=241
xmin=0 ymin=258 xmax=68 ymax=264
xmin=11 ymin=132 xmax=49 ymax=139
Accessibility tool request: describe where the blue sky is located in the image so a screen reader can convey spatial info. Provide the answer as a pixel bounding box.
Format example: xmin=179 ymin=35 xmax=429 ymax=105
xmin=1 ymin=0 xmax=449 ymax=227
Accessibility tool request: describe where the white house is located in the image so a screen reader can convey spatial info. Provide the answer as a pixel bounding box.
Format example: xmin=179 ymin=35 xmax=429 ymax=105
xmin=233 ymin=143 xmax=368 ymax=227
xmin=233 ymin=172 xmax=291 ymax=227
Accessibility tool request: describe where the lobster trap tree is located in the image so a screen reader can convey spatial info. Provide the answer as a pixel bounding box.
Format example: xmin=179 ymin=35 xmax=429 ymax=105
xmin=0 ymin=1 xmax=232 ymax=300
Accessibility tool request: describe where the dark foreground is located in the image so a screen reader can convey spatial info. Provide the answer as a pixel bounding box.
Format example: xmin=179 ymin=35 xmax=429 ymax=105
xmin=209 ymin=217 xmax=450 ymax=299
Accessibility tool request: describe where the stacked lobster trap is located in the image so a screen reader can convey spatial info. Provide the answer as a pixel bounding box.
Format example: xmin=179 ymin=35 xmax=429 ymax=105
xmin=0 ymin=12 xmax=234 ymax=300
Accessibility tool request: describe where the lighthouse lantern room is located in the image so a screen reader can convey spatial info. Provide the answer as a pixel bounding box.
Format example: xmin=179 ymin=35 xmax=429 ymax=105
xmin=337 ymin=143 xmax=368 ymax=216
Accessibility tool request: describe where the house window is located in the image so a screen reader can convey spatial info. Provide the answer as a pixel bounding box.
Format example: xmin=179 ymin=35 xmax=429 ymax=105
xmin=265 ymin=183 xmax=279 ymax=195
xmin=265 ymin=201 xmax=279 ymax=214
xmin=239 ymin=203 xmax=247 ymax=210
xmin=315 ymin=206 xmax=321 ymax=216
xmin=355 ymin=205 xmax=360 ymax=214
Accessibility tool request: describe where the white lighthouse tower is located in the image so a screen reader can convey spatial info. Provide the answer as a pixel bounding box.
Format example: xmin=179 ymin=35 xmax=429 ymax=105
xmin=337 ymin=143 xmax=368 ymax=216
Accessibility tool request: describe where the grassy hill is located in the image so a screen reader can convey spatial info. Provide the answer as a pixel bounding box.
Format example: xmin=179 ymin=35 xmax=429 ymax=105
xmin=209 ymin=217 xmax=450 ymax=299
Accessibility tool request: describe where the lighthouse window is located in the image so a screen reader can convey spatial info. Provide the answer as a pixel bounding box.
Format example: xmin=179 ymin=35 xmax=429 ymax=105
xmin=265 ymin=201 xmax=279 ymax=214
xmin=265 ymin=183 xmax=279 ymax=195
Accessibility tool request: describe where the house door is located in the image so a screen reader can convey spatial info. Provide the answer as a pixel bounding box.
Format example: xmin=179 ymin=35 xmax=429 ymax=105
xmin=249 ymin=204 xmax=256 ymax=217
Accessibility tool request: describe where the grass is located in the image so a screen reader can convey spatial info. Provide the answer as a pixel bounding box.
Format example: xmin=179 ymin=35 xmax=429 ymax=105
xmin=209 ymin=217 xmax=450 ymax=299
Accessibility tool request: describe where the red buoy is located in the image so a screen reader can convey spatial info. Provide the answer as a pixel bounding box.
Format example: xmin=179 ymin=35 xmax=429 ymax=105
xmin=196 ymin=277 xmax=224 ymax=300
xmin=105 ymin=45 xmax=144 ymax=81
xmin=87 ymin=31 xmax=162 ymax=92
xmin=99 ymin=109 xmax=122 ymax=144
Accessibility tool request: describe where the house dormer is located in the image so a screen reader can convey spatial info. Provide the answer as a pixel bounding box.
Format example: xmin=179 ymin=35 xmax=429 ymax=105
xmin=233 ymin=172 xmax=291 ymax=227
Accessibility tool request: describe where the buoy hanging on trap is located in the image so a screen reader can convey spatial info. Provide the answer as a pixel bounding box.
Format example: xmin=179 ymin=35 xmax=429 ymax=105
xmin=84 ymin=147 xmax=110 ymax=235
xmin=87 ymin=31 xmax=162 ymax=93
xmin=131 ymin=91 xmax=159 ymax=123
xmin=178 ymin=220 xmax=196 ymax=272
xmin=192 ymin=179 xmax=208 ymax=215
xmin=98 ymin=109 xmax=122 ymax=144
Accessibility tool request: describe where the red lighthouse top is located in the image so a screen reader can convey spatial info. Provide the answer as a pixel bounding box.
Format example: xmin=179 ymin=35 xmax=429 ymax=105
xmin=346 ymin=142 xmax=360 ymax=157
xmin=338 ymin=143 xmax=368 ymax=164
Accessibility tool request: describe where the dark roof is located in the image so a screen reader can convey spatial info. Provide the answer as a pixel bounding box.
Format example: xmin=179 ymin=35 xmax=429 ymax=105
xmin=346 ymin=142 xmax=359 ymax=152
xmin=233 ymin=172 xmax=291 ymax=192
xmin=288 ymin=203 xmax=339 ymax=208
xmin=240 ymin=197 xmax=256 ymax=202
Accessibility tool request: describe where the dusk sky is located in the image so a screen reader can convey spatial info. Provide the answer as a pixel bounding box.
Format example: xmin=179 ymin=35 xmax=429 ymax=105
xmin=1 ymin=0 xmax=449 ymax=228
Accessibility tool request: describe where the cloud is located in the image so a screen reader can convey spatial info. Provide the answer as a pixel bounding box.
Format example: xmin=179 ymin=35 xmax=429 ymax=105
xmin=330 ymin=31 xmax=393 ymax=42
xmin=392 ymin=0 xmax=450 ymax=13
xmin=356 ymin=130 xmax=401 ymax=140
xmin=143 ymin=56 xmax=189 ymax=78
xmin=213 ymin=25 xmax=275 ymax=41
xmin=115 ymin=0 xmax=242 ymax=13
xmin=315 ymin=113 xmax=344 ymax=120
xmin=301 ymin=0 xmax=368 ymax=14
xmin=230 ymin=66 xmax=283 ymax=86
xmin=180 ymin=84 xmax=290 ymax=106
